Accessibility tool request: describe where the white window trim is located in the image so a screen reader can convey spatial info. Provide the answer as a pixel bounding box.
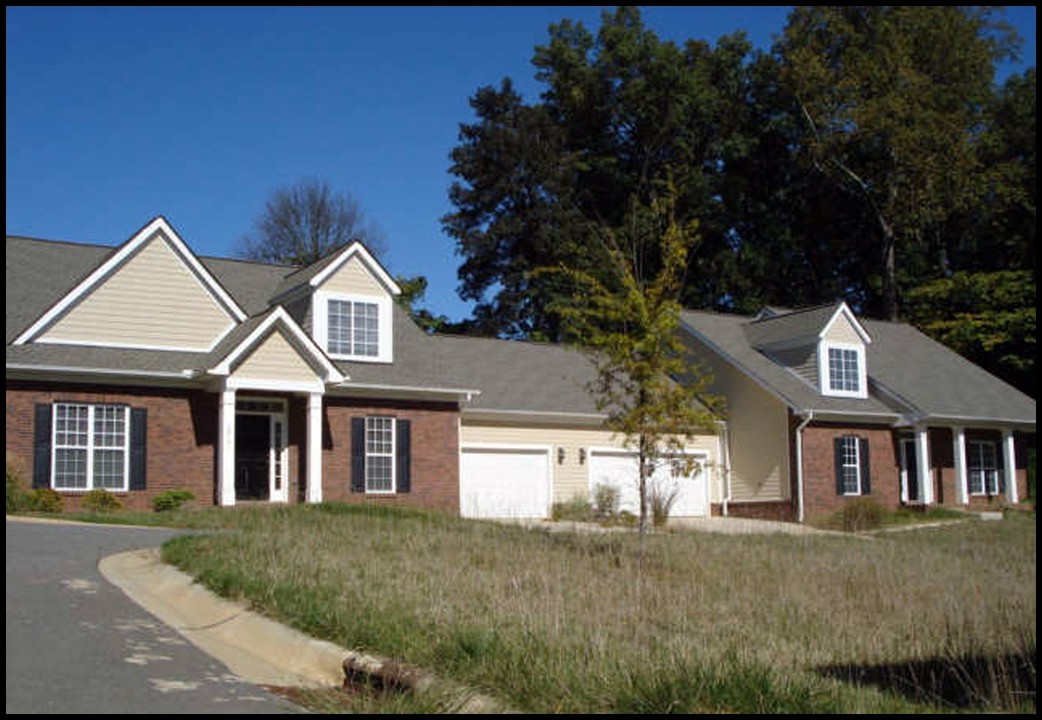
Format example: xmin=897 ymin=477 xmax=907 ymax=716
xmin=313 ymin=290 xmax=393 ymax=363
xmin=365 ymin=416 xmax=396 ymax=495
xmin=52 ymin=403 xmax=130 ymax=492
xmin=818 ymin=341 xmax=868 ymax=399
xmin=839 ymin=436 xmax=862 ymax=496
xmin=967 ymin=440 xmax=1000 ymax=496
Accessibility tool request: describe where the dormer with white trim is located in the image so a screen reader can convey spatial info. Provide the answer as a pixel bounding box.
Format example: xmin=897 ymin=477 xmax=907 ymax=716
xmin=816 ymin=304 xmax=871 ymax=399
xmin=271 ymin=242 xmax=401 ymax=365
xmin=746 ymin=301 xmax=872 ymax=400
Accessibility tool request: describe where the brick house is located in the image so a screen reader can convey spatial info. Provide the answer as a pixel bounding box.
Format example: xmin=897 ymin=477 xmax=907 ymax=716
xmin=680 ymin=303 xmax=1036 ymax=522
xmin=6 ymin=217 xmax=721 ymax=517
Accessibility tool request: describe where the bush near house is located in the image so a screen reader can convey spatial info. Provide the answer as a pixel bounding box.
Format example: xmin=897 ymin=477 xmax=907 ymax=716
xmin=153 ymin=489 xmax=196 ymax=513
xmin=82 ymin=488 xmax=123 ymax=513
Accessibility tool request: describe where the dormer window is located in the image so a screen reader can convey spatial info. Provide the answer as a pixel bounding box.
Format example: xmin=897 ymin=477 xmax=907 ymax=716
xmin=328 ymin=298 xmax=379 ymax=357
xmin=313 ymin=290 xmax=392 ymax=363
xmin=819 ymin=341 xmax=867 ymax=399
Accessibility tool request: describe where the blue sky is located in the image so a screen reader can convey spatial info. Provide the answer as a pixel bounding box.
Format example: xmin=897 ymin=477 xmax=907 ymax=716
xmin=6 ymin=6 xmax=1036 ymax=322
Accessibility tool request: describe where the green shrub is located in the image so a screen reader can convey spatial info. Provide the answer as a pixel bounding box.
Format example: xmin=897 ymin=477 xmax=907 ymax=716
xmin=841 ymin=497 xmax=883 ymax=532
xmin=592 ymin=483 xmax=620 ymax=519
xmin=650 ymin=484 xmax=680 ymax=527
xmin=82 ymin=488 xmax=123 ymax=513
xmin=153 ymin=489 xmax=196 ymax=512
xmin=551 ymin=495 xmax=593 ymax=522
xmin=7 ymin=456 xmax=31 ymax=512
xmin=29 ymin=488 xmax=64 ymax=514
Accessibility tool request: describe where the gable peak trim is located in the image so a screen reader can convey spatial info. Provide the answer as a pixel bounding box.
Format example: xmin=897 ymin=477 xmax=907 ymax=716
xmin=818 ymin=301 xmax=872 ymax=345
xmin=309 ymin=241 xmax=402 ymax=296
xmin=12 ymin=216 xmax=247 ymax=345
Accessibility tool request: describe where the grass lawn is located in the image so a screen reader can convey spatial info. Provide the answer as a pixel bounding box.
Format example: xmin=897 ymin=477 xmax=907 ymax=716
xmin=150 ymin=504 xmax=1036 ymax=714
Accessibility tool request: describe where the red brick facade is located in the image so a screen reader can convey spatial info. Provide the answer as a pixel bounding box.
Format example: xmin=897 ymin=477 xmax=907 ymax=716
xmin=6 ymin=380 xmax=218 ymax=512
xmin=321 ymin=397 xmax=460 ymax=514
xmin=7 ymin=381 xmax=461 ymax=514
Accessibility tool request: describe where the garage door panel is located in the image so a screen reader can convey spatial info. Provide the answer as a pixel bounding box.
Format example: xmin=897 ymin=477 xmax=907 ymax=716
xmin=461 ymin=447 xmax=549 ymax=519
xmin=588 ymin=451 xmax=706 ymax=517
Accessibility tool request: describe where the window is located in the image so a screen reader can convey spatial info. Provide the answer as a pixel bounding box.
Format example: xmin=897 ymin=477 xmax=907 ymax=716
xmin=365 ymin=416 xmax=395 ymax=493
xmin=968 ymin=441 xmax=1000 ymax=495
xmin=838 ymin=436 xmax=861 ymax=495
xmin=53 ymin=403 xmax=129 ymax=491
xmin=828 ymin=347 xmax=860 ymax=393
xmin=328 ymin=299 xmax=379 ymax=358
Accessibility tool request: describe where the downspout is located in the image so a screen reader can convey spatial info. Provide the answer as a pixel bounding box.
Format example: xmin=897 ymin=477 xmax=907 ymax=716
xmin=794 ymin=411 xmax=814 ymax=523
xmin=716 ymin=420 xmax=733 ymax=517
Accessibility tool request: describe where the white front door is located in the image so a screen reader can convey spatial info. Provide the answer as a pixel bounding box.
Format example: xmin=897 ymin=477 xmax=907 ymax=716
xmin=236 ymin=398 xmax=288 ymax=504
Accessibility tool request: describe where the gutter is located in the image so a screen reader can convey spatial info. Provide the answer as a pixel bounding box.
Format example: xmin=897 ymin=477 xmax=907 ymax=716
xmin=716 ymin=420 xmax=733 ymax=517
xmin=6 ymin=363 xmax=200 ymax=380
xmin=794 ymin=411 xmax=814 ymax=523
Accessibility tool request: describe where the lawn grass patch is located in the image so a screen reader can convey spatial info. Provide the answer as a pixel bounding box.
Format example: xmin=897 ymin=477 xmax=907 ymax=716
xmin=160 ymin=504 xmax=1035 ymax=713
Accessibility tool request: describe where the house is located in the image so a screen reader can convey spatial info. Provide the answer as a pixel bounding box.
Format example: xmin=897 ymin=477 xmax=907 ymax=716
xmin=6 ymin=217 xmax=721 ymax=519
xmin=679 ymin=303 xmax=1036 ymax=521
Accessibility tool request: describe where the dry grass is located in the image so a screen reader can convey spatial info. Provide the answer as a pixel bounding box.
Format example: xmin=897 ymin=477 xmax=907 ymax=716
xmin=163 ymin=504 xmax=1035 ymax=713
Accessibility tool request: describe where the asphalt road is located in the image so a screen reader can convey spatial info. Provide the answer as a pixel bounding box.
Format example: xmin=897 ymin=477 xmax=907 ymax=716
xmin=5 ymin=518 xmax=303 ymax=714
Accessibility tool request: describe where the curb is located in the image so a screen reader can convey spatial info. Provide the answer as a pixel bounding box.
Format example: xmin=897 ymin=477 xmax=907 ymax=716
xmin=100 ymin=548 xmax=513 ymax=712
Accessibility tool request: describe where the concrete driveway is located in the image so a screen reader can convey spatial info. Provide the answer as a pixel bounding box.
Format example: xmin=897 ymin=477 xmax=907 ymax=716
xmin=5 ymin=517 xmax=304 ymax=714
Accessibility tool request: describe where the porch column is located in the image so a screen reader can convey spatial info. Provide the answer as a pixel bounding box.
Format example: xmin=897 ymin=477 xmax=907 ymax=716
xmin=952 ymin=426 xmax=969 ymax=505
xmin=306 ymin=392 xmax=323 ymax=504
xmin=1002 ymin=429 xmax=1018 ymax=504
xmin=218 ymin=388 xmax=236 ymax=507
xmin=915 ymin=425 xmax=933 ymax=505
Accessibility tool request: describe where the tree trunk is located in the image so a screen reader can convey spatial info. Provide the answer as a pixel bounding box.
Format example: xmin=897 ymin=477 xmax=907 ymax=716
xmin=878 ymin=211 xmax=899 ymax=321
xmin=637 ymin=432 xmax=650 ymax=567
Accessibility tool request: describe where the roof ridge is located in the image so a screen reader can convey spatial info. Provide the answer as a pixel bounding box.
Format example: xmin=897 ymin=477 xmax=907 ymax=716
xmin=747 ymin=301 xmax=841 ymax=325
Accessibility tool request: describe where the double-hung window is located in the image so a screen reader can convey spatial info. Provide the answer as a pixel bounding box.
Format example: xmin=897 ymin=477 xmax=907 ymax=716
xmin=835 ymin=435 xmax=871 ymax=496
xmin=53 ymin=403 xmax=129 ymax=491
xmin=828 ymin=347 xmax=860 ymax=393
xmin=968 ymin=441 xmax=1000 ymax=495
xmin=328 ymin=299 xmax=379 ymax=358
xmin=365 ymin=416 xmax=395 ymax=493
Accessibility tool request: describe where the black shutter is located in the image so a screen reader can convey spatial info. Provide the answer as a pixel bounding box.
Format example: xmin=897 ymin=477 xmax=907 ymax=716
xmin=129 ymin=408 xmax=148 ymax=490
xmin=351 ymin=417 xmax=365 ymax=493
xmin=33 ymin=404 xmax=52 ymax=489
xmin=859 ymin=437 xmax=871 ymax=495
xmin=834 ymin=437 xmax=844 ymax=495
xmin=396 ymin=419 xmax=411 ymax=494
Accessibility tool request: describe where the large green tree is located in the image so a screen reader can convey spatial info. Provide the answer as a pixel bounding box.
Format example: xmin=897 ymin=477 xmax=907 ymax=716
xmin=444 ymin=7 xmax=758 ymax=339
xmin=777 ymin=6 xmax=1019 ymax=320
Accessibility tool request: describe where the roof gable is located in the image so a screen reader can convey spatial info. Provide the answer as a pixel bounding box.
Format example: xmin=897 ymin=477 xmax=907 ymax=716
xmin=13 ymin=217 xmax=247 ymax=350
xmin=270 ymin=241 xmax=401 ymax=302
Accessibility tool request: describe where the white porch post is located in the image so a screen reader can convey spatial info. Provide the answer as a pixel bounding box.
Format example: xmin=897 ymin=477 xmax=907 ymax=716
xmin=915 ymin=425 xmax=933 ymax=505
xmin=306 ymin=392 xmax=323 ymax=504
xmin=1002 ymin=429 xmax=1018 ymax=504
xmin=952 ymin=426 xmax=968 ymax=505
xmin=218 ymin=388 xmax=236 ymax=507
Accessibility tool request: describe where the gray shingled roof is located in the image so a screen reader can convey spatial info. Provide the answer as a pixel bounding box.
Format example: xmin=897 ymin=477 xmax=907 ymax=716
xmin=744 ymin=302 xmax=845 ymax=348
xmin=681 ymin=308 xmax=1035 ymax=426
xmin=5 ymin=235 xmax=599 ymax=415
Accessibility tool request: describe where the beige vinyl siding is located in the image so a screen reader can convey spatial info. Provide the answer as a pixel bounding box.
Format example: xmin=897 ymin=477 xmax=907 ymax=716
xmin=461 ymin=421 xmax=718 ymax=504
xmin=823 ymin=312 xmax=863 ymax=345
xmin=39 ymin=233 xmax=234 ymax=350
xmin=771 ymin=345 xmax=817 ymax=385
xmin=683 ymin=335 xmax=790 ymax=503
xmin=318 ymin=255 xmax=388 ymax=296
xmin=231 ymin=329 xmax=320 ymax=383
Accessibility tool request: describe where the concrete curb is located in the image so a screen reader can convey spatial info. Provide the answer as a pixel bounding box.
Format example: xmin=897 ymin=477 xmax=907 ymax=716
xmin=99 ymin=548 xmax=345 ymax=688
xmin=100 ymin=548 xmax=514 ymax=712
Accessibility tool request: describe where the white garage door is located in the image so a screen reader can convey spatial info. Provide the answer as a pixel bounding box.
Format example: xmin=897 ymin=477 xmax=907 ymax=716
xmin=588 ymin=450 xmax=707 ymax=518
xmin=460 ymin=446 xmax=550 ymax=519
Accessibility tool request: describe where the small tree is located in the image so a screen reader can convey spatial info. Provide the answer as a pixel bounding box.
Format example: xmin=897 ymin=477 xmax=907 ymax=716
xmin=239 ymin=177 xmax=386 ymax=266
xmin=542 ymin=191 xmax=720 ymax=556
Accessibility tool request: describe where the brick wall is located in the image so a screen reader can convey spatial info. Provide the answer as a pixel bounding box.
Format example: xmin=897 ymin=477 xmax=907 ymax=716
xmin=6 ymin=380 xmax=217 ymax=511
xmin=711 ymin=501 xmax=795 ymax=521
xmin=321 ymin=397 xmax=460 ymax=514
xmin=801 ymin=423 xmax=902 ymax=519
